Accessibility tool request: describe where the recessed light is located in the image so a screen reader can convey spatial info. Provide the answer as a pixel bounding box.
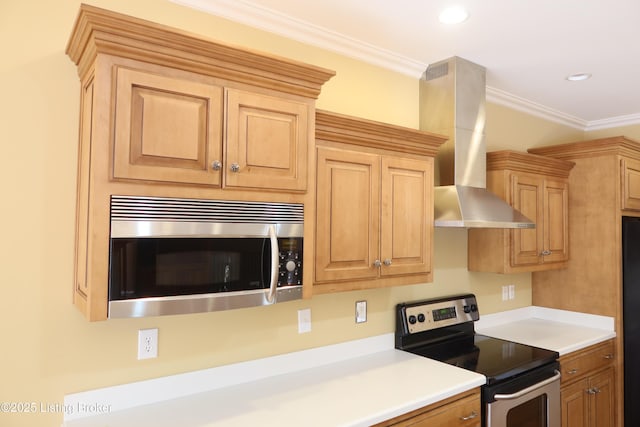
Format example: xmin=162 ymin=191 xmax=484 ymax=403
xmin=566 ymin=73 xmax=592 ymax=82
xmin=439 ymin=6 xmax=469 ymax=25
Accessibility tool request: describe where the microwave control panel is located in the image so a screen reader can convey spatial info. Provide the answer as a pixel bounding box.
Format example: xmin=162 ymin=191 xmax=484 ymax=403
xmin=278 ymin=250 xmax=302 ymax=286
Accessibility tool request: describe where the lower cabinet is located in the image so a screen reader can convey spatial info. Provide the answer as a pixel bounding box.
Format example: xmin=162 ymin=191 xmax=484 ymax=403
xmin=560 ymin=340 xmax=616 ymax=427
xmin=374 ymin=389 xmax=481 ymax=427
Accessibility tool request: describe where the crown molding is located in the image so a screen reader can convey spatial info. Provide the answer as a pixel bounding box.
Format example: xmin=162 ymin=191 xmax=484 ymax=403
xmin=485 ymin=86 xmax=588 ymax=130
xmin=170 ymin=0 xmax=426 ymax=77
xmin=171 ymin=0 xmax=640 ymax=132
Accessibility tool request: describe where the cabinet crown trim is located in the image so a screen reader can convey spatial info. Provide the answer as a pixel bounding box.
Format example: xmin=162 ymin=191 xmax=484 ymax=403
xmin=528 ymin=136 xmax=640 ymax=161
xmin=316 ymin=110 xmax=447 ymax=156
xmin=487 ymin=150 xmax=575 ymax=177
xmin=66 ymin=4 xmax=335 ymax=98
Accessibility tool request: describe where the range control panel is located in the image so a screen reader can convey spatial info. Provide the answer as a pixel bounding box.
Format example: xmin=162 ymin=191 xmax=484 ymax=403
xmin=398 ymin=294 xmax=479 ymax=334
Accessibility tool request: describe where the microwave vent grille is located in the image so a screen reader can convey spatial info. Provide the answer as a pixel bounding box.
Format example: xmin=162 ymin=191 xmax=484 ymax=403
xmin=110 ymin=196 xmax=303 ymax=223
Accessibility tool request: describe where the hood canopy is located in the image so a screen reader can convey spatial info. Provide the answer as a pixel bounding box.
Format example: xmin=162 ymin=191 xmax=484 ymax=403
xmin=420 ymin=56 xmax=535 ymax=229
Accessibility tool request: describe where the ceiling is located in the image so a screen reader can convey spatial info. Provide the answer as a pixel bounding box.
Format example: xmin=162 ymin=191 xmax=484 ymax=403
xmin=173 ymin=0 xmax=640 ymax=130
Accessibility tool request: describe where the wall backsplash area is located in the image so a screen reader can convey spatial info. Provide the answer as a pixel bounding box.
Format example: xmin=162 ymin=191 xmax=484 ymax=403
xmin=1 ymin=1 xmax=625 ymax=426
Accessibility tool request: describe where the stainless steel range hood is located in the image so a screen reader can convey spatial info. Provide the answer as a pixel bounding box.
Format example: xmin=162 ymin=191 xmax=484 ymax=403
xmin=419 ymin=56 xmax=535 ymax=229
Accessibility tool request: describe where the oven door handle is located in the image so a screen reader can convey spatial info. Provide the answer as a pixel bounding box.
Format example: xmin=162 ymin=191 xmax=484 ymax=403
xmin=493 ymin=370 xmax=561 ymax=400
xmin=266 ymin=224 xmax=279 ymax=304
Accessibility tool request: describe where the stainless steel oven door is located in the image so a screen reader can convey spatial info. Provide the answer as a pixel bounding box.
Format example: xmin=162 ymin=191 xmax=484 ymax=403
xmin=486 ymin=370 xmax=561 ymax=427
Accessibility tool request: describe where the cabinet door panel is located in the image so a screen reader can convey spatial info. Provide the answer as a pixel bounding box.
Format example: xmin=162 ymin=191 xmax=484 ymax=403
xmin=113 ymin=67 xmax=223 ymax=185
xmin=226 ymin=89 xmax=309 ymax=191
xmin=380 ymin=157 xmax=433 ymax=276
xmin=315 ymin=148 xmax=380 ymax=282
xmin=511 ymin=174 xmax=543 ymax=266
xmin=591 ymin=368 xmax=615 ymax=427
xmin=561 ymin=379 xmax=589 ymax=427
xmin=545 ymin=179 xmax=569 ymax=263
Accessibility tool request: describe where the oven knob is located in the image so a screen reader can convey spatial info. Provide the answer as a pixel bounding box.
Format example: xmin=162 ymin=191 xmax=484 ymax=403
xmin=417 ymin=313 xmax=426 ymax=322
xmin=470 ymin=304 xmax=478 ymax=312
xmin=408 ymin=315 xmax=417 ymax=324
xmin=463 ymin=305 xmax=471 ymax=313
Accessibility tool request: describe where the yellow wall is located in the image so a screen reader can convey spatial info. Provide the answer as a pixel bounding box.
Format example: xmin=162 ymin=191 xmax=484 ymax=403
xmin=0 ymin=1 xmax=634 ymax=426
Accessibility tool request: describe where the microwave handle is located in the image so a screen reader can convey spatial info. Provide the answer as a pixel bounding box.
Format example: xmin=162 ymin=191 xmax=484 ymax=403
xmin=266 ymin=225 xmax=279 ymax=303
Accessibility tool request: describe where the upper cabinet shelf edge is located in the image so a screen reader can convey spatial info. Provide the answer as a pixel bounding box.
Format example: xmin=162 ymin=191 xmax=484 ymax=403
xmin=65 ymin=4 xmax=336 ymax=98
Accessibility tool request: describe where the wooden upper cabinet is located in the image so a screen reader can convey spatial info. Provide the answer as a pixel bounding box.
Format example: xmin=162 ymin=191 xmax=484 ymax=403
xmin=65 ymin=5 xmax=334 ymax=320
xmin=621 ymin=157 xmax=640 ymax=211
xmin=314 ymin=110 xmax=445 ymax=293
xmin=225 ymin=89 xmax=309 ymax=191
xmin=468 ymin=150 xmax=574 ymax=273
xmin=113 ymin=67 xmax=224 ymax=186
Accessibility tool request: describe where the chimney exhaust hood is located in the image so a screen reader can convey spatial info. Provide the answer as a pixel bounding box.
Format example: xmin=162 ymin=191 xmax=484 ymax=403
xmin=419 ymin=56 xmax=535 ymax=229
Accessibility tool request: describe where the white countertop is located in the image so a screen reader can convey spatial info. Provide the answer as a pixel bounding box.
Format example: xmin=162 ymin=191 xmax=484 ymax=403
xmin=63 ymin=306 xmax=615 ymax=427
xmin=476 ymin=306 xmax=616 ymax=355
xmin=63 ymin=335 xmax=485 ymax=427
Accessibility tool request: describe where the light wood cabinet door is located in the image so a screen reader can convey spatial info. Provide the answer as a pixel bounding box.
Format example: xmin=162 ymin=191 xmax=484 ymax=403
xmin=590 ymin=368 xmax=615 ymax=427
xmin=380 ymin=157 xmax=433 ymax=276
xmin=113 ymin=67 xmax=224 ymax=186
xmin=621 ymin=157 xmax=640 ymax=210
xmin=562 ymin=379 xmax=589 ymax=427
xmin=544 ymin=178 xmax=570 ymax=263
xmin=315 ymin=147 xmax=380 ymax=282
xmin=511 ymin=174 xmax=544 ymax=267
xmin=225 ymin=89 xmax=309 ymax=191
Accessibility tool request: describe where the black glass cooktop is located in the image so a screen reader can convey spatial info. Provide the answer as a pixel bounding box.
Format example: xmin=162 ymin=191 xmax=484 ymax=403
xmin=405 ymin=333 xmax=559 ymax=385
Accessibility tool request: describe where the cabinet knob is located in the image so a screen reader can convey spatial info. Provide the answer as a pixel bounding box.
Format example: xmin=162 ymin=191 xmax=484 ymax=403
xmin=211 ymin=160 xmax=222 ymax=171
xmin=230 ymin=163 xmax=240 ymax=172
xmin=460 ymin=411 xmax=478 ymax=421
xmin=373 ymin=260 xmax=382 ymax=268
xmin=383 ymin=259 xmax=392 ymax=266
xmin=541 ymin=249 xmax=552 ymax=256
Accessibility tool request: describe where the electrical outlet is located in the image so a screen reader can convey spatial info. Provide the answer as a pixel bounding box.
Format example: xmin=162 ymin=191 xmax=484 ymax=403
xmin=137 ymin=328 xmax=158 ymax=360
xmin=508 ymin=284 xmax=516 ymax=300
xmin=356 ymin=300 xmax=367 ymax=323
xmin=502 ymin=286 xmax=509 ymax=301
xmin=298 ymin=308 xmax=311 ymax=333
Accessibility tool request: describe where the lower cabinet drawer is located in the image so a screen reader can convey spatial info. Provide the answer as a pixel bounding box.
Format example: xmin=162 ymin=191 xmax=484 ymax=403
xmin=559 ymin=340 xmax=615 ymax=386
xmin=374 ymin=389 xmax=481 ymax=427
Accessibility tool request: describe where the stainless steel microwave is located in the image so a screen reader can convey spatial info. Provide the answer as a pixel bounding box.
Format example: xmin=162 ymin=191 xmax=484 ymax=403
xmin=108 ymin=196 xmax=304 ymax=318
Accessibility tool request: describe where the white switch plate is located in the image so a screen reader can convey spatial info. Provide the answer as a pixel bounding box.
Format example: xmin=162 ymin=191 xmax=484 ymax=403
xmin=138 ymin=328 xmax=158 ymax=360
xmin=356 ymin=300 xmax=367 ymax=323
xmin=298 ymin=308 xmax=311 ymax=333
xmin=508 ymin=284 xmax=516 ymax=300
xmin=502 ymin=286 xmax=509 ymax=301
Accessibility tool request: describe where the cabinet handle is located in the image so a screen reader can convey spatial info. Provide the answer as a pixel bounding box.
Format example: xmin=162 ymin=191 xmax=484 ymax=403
xmin=604 ymin=353 xmax=614 ymax=359
xmin=230 ymin=163 xmax=240 ymax=172
xmin=373 ymin=260 xmax=382 ymax=268
xmin=383 ymin=259 xmax=392 ymax=266
xmin=211 ymin=160 xmax=222 ymax=171
xmin=540 ymin=249 xmax=552 ymax=256
xmin=586 ymin=388 xmax=597 ymax=395
xmin=460 ymin=411 xmax=478 ymax=421
xmin=567 ymin=369 xmax=578 ymax=375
